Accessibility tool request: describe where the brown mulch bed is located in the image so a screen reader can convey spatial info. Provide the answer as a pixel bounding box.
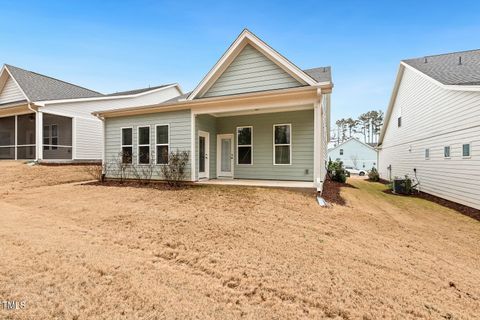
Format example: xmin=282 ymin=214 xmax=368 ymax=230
xmin=84 ymin=180 xmax=196 ymax=190
xmin=322 ymin=178 xmax=357 ymax=206
xmin=382 ymin=188 xmax=480 ymax=222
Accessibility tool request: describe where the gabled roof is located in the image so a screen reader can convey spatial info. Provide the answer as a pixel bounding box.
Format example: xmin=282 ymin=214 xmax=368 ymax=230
xmin=328 ymin=138 xmax=377 ymax=153
xmin=187 ymin=29 xmax=332 ymax=100
xmin=3 ymin=64 xmax=102 ymax=102
xmin=105 ymin=84 xmax=175 ymax=96
xmin=403 ymin=49 xmax=480 ymax=85
xmin=379 ymin=48 xmax=480 ymax=146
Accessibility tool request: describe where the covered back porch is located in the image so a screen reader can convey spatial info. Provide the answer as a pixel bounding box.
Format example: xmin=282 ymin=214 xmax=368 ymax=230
xmin=0 ymin=105 xmax=73 ymax=161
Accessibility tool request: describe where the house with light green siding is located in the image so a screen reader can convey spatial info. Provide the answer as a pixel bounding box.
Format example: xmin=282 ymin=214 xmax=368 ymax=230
xmin=94 ymin=29 xmax=333 ymax=192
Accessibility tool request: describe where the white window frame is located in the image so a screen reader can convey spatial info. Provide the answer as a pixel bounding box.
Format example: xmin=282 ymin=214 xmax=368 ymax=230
xmin=155 ymin=124 xmax=170 ymax=165
xmin=137 ymin=126 xmax=151 ymax=165
xmin=236 ymin=126 xmax=253 ymax=165
xmin=120 ymin=127 xmax=133 ymax=164
xmin=273 ymin=123 xmax=292 ymax=166
xmin=462 ymin=143 xmax=471 ymax=159
xmin=444 ymin=145 xmax=451 ymax=159
xmin=425 ymin=148 xmax=430 ymax=160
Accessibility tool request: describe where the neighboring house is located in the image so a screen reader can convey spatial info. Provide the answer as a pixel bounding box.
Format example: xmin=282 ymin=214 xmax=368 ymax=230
xmin=328 ymin=138 xmax=377 ymax=170
xmin=378 ymin=49 xmax=480 ymax=209
xmin=0 ymin=64 xmax=182 ymax=161
xmin=94 ymin=29 xmax=333 ymax=191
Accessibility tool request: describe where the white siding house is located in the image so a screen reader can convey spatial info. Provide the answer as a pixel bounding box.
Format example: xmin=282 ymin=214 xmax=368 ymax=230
xmin=378 ymin=50 xmax=480 ymax=210
xmin=328 ymin=138 xmax=377 ymax=170
xmin=0 ymin=64 xmax=182 ymax=161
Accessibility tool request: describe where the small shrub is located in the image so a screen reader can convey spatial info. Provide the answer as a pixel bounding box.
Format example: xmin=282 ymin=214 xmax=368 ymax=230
xmin=327 ymin=159 xmax=348 ymax=183
xmin=160 ymin=150 xmax=190 ymax=187
xmin=368 ymin=167 xmax=380 ymax=182
xmin=82 ymin=164 xmax=103 ymax=182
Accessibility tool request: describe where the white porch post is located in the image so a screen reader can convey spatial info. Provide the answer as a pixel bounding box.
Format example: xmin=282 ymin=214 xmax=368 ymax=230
xmin=190 ymin=112 xmax=196 ymax=181
xmin=313 ymin=88 xmax=323 ymax=191
xmin=36 ymin=111 xmax=43 ymax=161
xmin=14 ymin=115 xmax=18 ymax=160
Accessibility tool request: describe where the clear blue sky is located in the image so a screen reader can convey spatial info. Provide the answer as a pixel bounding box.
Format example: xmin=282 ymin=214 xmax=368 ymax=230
xmin=1 ymin=1 xmax=480 ymax=121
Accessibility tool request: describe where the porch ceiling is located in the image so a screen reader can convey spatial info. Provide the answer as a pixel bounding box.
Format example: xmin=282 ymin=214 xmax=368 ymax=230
xmin=209 ymin=104 xmax=313 ymax=117
xmin=0 ymin=104 xmax=32 ymax=117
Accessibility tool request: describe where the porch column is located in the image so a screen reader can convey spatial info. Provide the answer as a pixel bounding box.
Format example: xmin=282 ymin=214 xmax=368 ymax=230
xmin=313 ymin=89 xmax=322 ymax=191
xmin=36 ymin=111 xmax=43 ymax=161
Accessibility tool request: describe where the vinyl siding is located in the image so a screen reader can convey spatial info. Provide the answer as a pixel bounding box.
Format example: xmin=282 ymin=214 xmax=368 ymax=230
xmin=104 ymin=109 xmax=192 ymax=180
xmin=203 ymin=44 xmax=303 ymax=98
xmin=0 ymin=76 xmax=25 ymax=105
xmin=75 ymin=117 xmax=102 ymax=160
xmin=379 ymin=67 xmax=480 ymax=209
xmin=214 ymin=109 xmax=314 ymax=181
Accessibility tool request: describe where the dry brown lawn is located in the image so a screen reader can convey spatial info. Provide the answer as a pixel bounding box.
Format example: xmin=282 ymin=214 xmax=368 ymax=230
xmin=0 ymin=161 xmax=479 ymax=319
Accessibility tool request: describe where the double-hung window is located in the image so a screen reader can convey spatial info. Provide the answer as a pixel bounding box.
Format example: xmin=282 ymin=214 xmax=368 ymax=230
xmin=43 ymin=124 xmax=58 ymax=150
xmin=237 ymin=126 xmax=252 ymax=165
xmin=121 ymin=128 xmax=133 ymax=164
xmin=340 ymin=149 xmax=344 ymax=155
xmin=274 ymin=124 xmax=291 ymax=165
xmin=462 ymin=143 xmax=471 ymax=158
xmin=444 ymin=146 xmax=451 ymax=158
xmin=156 ymin=125 xmax=169 ymax=164
xmin=138 ymin=126 xmax=150 ymax=164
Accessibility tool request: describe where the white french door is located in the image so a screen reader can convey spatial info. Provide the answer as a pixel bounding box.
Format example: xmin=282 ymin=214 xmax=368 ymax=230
xmin=217 ymin=134 xmax=234 ymax=178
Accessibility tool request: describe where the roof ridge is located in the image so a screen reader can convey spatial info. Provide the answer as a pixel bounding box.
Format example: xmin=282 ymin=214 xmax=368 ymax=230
xmin=403 ymin=48 xmax=480 ymax=61
xmin=109 ymin=83 xmax=174 ymax=94
xmin=5 ymin=64 xmax=103 ymax=95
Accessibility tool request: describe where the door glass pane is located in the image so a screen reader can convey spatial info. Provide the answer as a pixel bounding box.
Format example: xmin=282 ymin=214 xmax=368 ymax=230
xmin=199 ymin=136 xmax=205 ymax=173
xmin=221 ymin=138 xmax=231 ymax=172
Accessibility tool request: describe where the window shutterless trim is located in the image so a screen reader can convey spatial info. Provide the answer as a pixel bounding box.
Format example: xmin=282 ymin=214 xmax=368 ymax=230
xmin=120 ymin=126 xmax=133 ymax=164
xmin=155 ymin=124 xmax=170 ymax=165
xmin=443 ymin=145 xmax=451 ymax=159
xmin=462 ymin=142 xmax=471 ymax=159
xmin=273 ymin=123 xmax=292 ymax=165
xmin=137 ymin=125 xmax=151 ymax=165
xmin=236 ymin=126 xmax=253 ymax=165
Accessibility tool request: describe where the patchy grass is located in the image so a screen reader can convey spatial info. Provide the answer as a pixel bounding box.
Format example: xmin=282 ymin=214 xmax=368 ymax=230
xmin=0 ymin=162 xmax=479 ymax=319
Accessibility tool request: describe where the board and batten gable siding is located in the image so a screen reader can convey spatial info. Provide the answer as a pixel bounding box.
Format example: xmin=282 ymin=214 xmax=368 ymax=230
xmin=216 ymin=109 xmax=314 ymax=181
xmin=379 ymin=66 xmax=480 ymax=209
xmin=195 ymin=114 xmax=217 ymax=180
xmin=202 ymin=44 xmax=303 ymax=98
xmin=0 ymin=76 xmax=25 ymax=105
xmin=104 ymin=109 xmax=192 ymax=179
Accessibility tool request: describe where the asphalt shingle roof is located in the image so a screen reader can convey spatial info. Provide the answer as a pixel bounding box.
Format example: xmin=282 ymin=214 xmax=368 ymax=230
xmin=403 ymin=49 xmax=480 ymax=85
xmin=5 ymin=64 xmax=102 ymax=101
xmin=303 ymin=66 xmax=332 ymax=83
xmin=106 ymin=84 xmax=174 ymax=96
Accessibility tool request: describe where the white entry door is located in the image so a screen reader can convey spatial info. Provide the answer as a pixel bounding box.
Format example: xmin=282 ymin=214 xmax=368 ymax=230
xmin=217 ymin=134 xmax=234 ymax=178
xmin=198 ymin=131 xmax=209 ymax=179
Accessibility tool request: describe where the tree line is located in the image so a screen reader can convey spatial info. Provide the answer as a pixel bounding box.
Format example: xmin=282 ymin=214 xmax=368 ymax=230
xmin=332 ymin=110 xmax=384 ymax=145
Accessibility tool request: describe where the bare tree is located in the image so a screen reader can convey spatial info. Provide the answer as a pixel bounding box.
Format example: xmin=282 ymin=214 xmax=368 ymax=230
xmin=350 ymin=154 xmax=359 ymax=169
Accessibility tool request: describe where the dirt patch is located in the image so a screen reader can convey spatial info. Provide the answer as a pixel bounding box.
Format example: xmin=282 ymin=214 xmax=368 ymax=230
xmin=1 ymin=162 xmax=480 ymax=319
xmin=321 ymin=178 xmax=357 ymax=205
xmin=85 ymin=179 xmax=196 ymax=190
